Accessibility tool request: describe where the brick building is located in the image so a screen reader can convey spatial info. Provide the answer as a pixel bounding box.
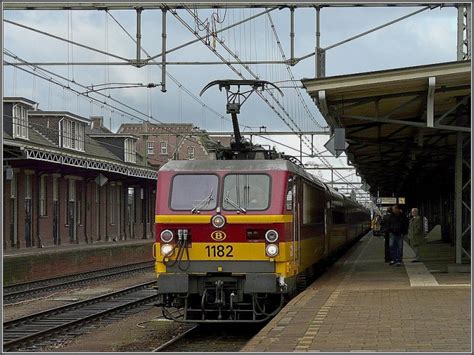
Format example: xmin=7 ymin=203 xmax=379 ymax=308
xmin=3 ymin=97 xmax=157 ymax=249
xmin=117 ymin=122 xmax=232 ymax=168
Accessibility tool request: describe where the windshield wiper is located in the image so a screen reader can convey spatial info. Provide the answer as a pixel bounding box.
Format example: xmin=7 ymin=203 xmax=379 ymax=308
xmin=191 ymin=189 xmax=214 ymax=214
xmin=224 ymin=191 xmax=247 ymax=213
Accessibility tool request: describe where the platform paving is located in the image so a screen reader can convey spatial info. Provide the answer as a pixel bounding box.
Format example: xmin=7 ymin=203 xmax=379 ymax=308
xmin=242 ymin=233 xmax=471 ymax=352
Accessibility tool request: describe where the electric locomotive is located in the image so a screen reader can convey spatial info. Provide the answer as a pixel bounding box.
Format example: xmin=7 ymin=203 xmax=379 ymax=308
xmin=153 ymin=81 xmax=371 ymax=323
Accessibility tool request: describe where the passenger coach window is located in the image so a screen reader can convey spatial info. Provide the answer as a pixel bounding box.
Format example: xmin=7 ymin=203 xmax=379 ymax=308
xmin=302 ymin=183 xmax=324 ymax=224
xmin=332 ymin=210 xmax=345 ymax=224
xmin=223 ymin=174 xmax=270 ymax=211
xmin=170 ymin=175 xmax=218 ymax=211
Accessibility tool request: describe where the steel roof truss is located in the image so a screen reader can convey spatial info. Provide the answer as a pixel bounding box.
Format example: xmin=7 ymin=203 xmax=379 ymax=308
xmin=341 ymin=114 xmax=470 ymax=133
xmin=24 ymin=148 xmax=157 ymax=180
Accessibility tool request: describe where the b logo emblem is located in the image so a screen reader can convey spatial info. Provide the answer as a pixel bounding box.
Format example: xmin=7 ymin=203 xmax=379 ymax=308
xmin=211 ymin=231 xmax=227 ymax=242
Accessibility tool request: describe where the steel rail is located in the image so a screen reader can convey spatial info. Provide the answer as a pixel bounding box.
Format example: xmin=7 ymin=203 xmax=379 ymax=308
xmin=3 ymin=281 xmax=157 ymax=351
xmin=4 ymin=261 xmax=154 ymax=303
xmin=152 ymin=325 xmax=200 ymax=352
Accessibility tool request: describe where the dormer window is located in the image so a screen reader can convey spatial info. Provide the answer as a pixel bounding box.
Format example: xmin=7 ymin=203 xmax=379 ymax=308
xmin=12 ymin=104 xmax=29 ymax=139
xmin=60 ymin=119 xmax=85 ymax=151
xmin=124 ymin=138 xmax=137 ymax=163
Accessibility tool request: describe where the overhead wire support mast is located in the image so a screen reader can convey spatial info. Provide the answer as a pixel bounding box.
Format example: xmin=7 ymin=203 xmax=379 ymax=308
xmin=162 ymin=7 xmax=167 ymax=92
xmin=136 ymin=7 xmax=143 ymax=66
xmin=290 ymin=7 xmax=295 ymax=66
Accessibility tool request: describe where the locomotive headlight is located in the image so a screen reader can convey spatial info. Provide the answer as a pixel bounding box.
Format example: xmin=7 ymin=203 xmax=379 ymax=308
xmin=211 ymin=214 xmax=226 ymax=229
xmin=160 ymin=243 xmax=174 ymax=257
xmin=265 ymin=244 xmax=279 ymax=257
xmin=265 ymin=229 xmax=279 ymax=243
xmin=160 ymin=229 xmax=174 ymax=243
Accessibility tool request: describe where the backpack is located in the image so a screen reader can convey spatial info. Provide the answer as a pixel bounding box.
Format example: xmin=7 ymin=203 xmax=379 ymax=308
xmin=423 ymin=216 xmax=429 ymax=234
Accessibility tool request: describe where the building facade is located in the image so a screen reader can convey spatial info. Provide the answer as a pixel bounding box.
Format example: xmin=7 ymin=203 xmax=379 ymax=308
xmin=3 ymin=98 xmax=157 ymax=249
xmin=118 ymin=122 xmax=232 ymax=168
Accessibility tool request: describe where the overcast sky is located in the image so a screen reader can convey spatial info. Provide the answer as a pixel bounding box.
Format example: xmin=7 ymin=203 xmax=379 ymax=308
xmin=2 ymin=4 xmax=458 ymax=190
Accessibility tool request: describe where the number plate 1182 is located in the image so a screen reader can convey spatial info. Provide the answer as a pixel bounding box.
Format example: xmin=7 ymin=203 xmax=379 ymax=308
xmin=205 ymin=245 xmax=234 ymax=258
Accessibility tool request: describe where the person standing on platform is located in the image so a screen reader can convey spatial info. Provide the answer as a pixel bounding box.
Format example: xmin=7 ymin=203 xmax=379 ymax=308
xmin=408 ymin=208 xmax=424 ymax=262
xmin=380 ymin=207 xmax=393 ymax=263
xmin=387 ymin=204 xmax=409 ymax=266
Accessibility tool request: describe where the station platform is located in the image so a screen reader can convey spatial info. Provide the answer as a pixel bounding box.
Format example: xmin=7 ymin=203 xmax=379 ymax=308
xmin=242 ymin=233 xmax=471 ymax=352
xmin=3 ymin=239 xmax=154 ymax=285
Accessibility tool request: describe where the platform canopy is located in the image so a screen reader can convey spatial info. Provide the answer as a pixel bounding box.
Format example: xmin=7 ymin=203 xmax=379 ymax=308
xmin=302 ymin=61 xmax=471 ymax=196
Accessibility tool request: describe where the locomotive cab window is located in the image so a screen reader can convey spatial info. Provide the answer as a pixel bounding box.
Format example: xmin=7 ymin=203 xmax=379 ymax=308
xmin=170 ymin=174 xmax=218 ymax=211
xmin=223 ymin=174 xmax=270 ymax=211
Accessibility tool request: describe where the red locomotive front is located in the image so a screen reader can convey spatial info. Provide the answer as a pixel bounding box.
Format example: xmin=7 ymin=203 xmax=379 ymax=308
xmin=154 ymin=160 xmax=298 ymax=322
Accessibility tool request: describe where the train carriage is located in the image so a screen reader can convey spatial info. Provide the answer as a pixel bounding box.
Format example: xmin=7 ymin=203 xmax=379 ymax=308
xmin=153 ymin=159 xmax=370 ymax=323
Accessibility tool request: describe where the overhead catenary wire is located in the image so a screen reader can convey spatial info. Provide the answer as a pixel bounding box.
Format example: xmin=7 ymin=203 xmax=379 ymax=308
xmin=6 ymin=51 xmax=322 ymax=165
xmin=4 ymin=10 xmax=366 ymax=197
xmin=104 ymin=10 xmax=260 ymax=133
xmin=174 ymin=8 xmax=364 ymax=195
xmin=174 ymin=9 xmax=305 ymax=144
xmin=4 ymin=52 xmax=218 ymax=156
xmin=4 ymin=19 xmax=130 ymax=62
xmin=3 ymin=111 xmax=196 ymax=163
xmin=265 ymin=12 xmax=364 ymax=193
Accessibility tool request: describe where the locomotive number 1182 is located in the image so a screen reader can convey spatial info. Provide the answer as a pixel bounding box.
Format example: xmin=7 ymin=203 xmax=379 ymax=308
xmin=205 ymin=245 xmax=234 ymax=258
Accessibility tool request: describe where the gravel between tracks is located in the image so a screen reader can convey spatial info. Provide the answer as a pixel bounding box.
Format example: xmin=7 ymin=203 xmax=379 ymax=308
xmin=46 ymin=306 xmax=190 ymax=352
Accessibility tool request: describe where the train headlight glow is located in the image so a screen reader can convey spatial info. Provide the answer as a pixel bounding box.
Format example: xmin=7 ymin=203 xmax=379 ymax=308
xmin=265 ymin=244 xmax=279 ymax=257
xmin=265 ymin=230 xmax=279 ymax=243
xmin=160 ymin=229 xmax=174 ymax=243
xmin=211 ymin=214 xmax=226 ymax=229
xmin=160 ymin=244 xmax=174 ymax=257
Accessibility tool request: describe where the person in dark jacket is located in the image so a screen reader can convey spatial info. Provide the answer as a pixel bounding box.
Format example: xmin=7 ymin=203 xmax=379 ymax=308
xmin=386 ymin=204 xmax=409 ymax=266
xmin=408 ymin=207 xmax=424 ymax=262
xmin=380 ymin=207 xmax=393 ymax=263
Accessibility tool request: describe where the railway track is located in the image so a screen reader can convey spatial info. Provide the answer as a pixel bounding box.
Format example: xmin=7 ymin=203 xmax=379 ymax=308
xmin=152 ymin=325 xmax=200 ymax=352
xmin=3 ymin=281 xmax=158 ymax=352
xmin=152 ymin=324 xmax=261 ymax=352
xmin=3 ymin=261 xmax=154 ymax=304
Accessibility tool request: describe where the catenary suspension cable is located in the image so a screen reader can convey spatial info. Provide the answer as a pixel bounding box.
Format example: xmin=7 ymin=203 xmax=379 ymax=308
xmin=4 ymin=56 xmax=220 ymax=161
xmin=174 ymin=8 xmax=364 ymax=195
xmin=105 ymin=10 xmax=260 ymax=132
xmin=4 ymin=50 xmax=214 ymax=151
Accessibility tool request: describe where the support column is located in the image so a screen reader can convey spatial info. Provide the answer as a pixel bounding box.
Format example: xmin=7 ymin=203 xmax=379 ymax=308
xmin=136 ymin=8 xmax=143 ymax=64
xmin=290 ymin=7 xmax=295 ymax=65
xmin=316 ymin=6 xmax=326 ymax=78
xmin=299 ymin=134 xmax=303 ymax=163
xmin=455 ymin=132 xmax=462 ymax=263
xmin=457 ymin=4 xmax=471 ymax=60
xmin=161 ymin=8 xmax=167 ymax=92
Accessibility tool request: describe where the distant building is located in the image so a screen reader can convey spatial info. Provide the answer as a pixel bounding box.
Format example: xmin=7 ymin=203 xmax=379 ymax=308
xmin=3 ymin=98 xmax=157 ymax=249
xmin=117 ymin=122 xmax=233 ymax=168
